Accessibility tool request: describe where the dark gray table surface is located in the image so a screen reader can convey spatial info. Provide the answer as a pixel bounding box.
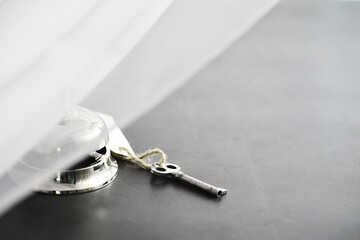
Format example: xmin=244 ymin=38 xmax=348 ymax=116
xmin=1 ymin=0 xmax=360 ymax=239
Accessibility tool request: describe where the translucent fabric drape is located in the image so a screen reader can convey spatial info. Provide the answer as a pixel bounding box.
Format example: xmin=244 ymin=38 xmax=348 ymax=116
xmin=0 ymin=0 xmax=278 ymax=216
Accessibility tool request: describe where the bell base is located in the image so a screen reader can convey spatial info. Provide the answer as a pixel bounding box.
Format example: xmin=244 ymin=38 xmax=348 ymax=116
xmin=37 ymin=149 xmax=118 ymax=195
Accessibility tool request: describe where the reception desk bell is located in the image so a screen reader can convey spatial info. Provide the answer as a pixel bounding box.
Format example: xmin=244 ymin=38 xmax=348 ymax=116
xmin=9 ymin=107 xmax=133 ymax=195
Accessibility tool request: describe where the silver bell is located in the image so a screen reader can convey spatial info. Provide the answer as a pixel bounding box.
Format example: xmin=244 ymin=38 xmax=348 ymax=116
xmin=9 ymin=107 xmax=122 ymax=195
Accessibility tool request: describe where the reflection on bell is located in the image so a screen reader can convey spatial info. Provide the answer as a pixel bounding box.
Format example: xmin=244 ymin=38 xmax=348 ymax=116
xmin=9 ymin=107 xmax=132 ymax=195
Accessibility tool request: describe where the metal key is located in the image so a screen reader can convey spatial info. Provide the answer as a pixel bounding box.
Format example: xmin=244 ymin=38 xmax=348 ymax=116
xmin=150 ymin=162 xmax=227 ymax=197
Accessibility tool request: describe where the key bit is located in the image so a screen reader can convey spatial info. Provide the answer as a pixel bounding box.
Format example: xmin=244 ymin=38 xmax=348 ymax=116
xmin=150 ymin=162 xmax=228 ymax=197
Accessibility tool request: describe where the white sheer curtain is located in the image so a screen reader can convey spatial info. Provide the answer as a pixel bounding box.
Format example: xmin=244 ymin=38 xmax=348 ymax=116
xmin=0 ymin=0 xmax=278 ymax=216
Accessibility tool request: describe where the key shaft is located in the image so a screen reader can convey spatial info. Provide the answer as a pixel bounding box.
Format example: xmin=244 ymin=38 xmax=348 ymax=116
xmin=173 ymin=171 xmax=227 ymax=197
